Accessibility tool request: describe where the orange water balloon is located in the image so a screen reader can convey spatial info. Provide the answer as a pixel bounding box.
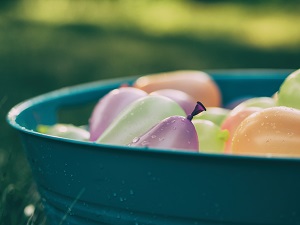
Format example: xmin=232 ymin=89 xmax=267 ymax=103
xmin=231 ymin=106 xmax=300 ymax=157
xmin=133 ymin=70 xmax=221 ymax=107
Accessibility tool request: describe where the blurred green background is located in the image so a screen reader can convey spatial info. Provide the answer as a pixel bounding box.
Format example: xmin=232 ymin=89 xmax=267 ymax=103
xmin=1 ymin=0 xmax=299 ymax=224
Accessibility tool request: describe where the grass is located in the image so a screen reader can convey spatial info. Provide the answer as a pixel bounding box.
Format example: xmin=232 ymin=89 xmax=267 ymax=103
xmin=7 ymin=0 xmax=300 ymax=49
xmin=1 ymin=0 xmax=299 ymax=224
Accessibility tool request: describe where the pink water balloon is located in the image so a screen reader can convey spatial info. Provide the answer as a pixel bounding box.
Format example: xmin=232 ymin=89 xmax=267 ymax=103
xmin=128 ymin=102 xmax=206 ymax=152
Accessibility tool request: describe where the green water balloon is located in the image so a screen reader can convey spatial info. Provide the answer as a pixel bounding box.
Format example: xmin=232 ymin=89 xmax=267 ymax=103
xmin=277 ymin=69 xmax=300 ymax=109
xmin=193 ymin=107 xmax=230 ymax=126
xmin=193 ymin=119 xmax=229 ymax=153
xmin=231 ymin=97 xmax=276 ymax=114
xmin=37 ymin=123 xmax=90 ymax=141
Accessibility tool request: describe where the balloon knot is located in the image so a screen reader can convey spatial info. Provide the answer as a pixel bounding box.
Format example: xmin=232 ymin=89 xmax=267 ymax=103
xmin=187 ymin=101 xmax=206 ymax=121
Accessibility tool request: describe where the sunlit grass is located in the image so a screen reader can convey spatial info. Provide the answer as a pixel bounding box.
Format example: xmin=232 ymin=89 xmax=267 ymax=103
xmin=6 ymin=0 xmax=300 ymax=50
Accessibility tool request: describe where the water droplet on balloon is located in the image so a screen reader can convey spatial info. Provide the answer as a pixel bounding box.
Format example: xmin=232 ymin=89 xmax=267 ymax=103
xmin=151 ymin=135 xmax=156 ymax=139
xmin=132 ymin=137 xmax=140 ymax=143
xmin=172 ymin=126 xmax=177 ymax=130
xmin=159 ymin=137 xmax=164 ymax=141
xmin=271 ymin=123 xmax=276 ymax=129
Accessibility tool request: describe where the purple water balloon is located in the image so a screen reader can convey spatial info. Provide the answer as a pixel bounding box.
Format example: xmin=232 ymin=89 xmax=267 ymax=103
xmin=128 ymin=102 xmax=206 ymax=152
xmin=89 ymin=87 xmax=147 ymax=141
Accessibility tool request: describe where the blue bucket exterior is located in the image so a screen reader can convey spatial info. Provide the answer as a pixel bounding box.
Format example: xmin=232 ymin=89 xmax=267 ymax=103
xmin=7 ymin=69 xmax=300 ymax=225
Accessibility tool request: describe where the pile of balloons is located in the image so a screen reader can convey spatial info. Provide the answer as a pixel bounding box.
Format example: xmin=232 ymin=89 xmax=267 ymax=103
xmin=38 ymin=69 xmax=300 ymax=157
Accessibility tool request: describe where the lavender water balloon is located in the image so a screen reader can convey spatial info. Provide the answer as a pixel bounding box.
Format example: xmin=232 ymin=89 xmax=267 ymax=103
xmin=128 ymin=102 xmax=206 ymax=152
xmin=193 ymin=107 xmax=230 ymax=126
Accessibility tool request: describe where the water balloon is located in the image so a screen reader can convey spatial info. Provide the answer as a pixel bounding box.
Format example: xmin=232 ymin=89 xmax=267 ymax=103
xmin=277 ymin=69 xmax=300 ymax=109
xmin=193 ymin=119 xmax=229 ymax=153
xmin=231 ymin=106 xmax=300 ymax=157
xmin=133 ymin=70 xmax=221 ymax=107
xmin=193 ymin=107 xmax=230 ymax=126
xmin=128 ymin=102 xmax=206 ymax=152
xmin=150 ymin=89 xmax=195 ymax=115
xmin=231 ymin=97 xmax=275 ymax=114
xmin=37 ymin=123 xmax=90 ymax=141
xmin=221 ymin=107 xmax=262 ymax=153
